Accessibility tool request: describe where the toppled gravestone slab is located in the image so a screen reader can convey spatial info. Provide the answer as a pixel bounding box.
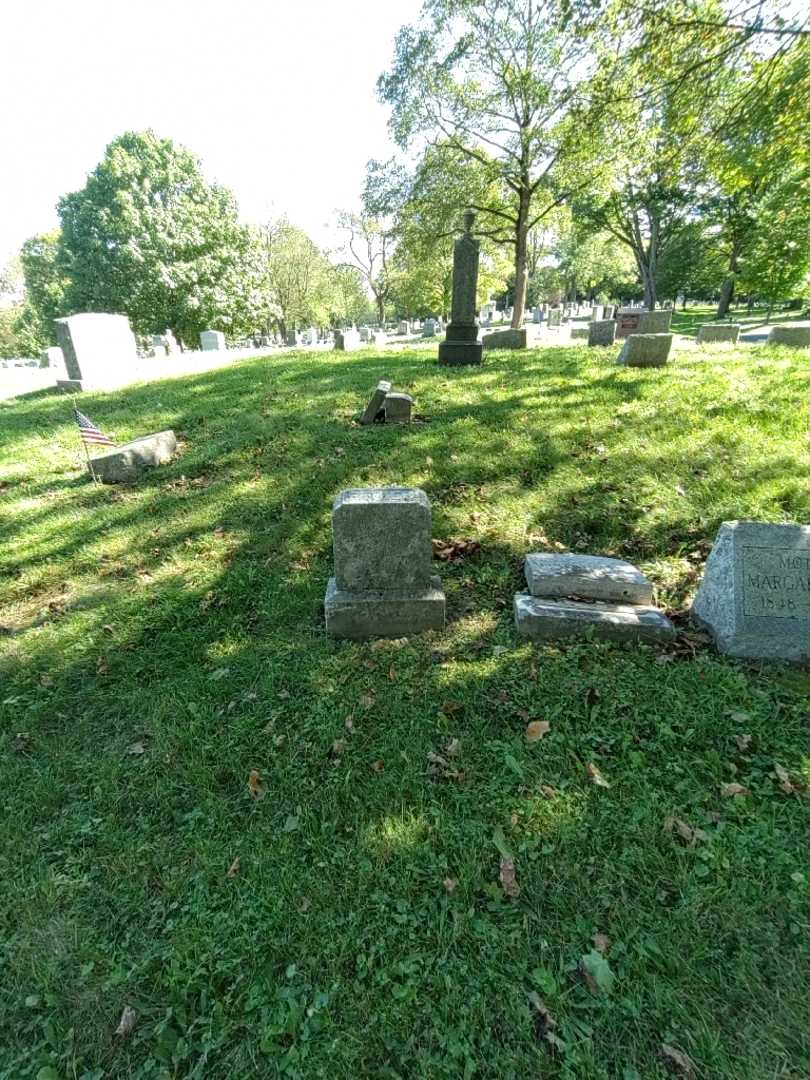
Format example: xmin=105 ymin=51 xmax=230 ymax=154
xmin=88 ymin=430 xmax=177 ymax=484
xmin=360 ymin=380 xmax=392 ymax=424
xmin=482 ymin=327 xmax=527 ymax=350
xmin=697 ymin=323 xmax=740 ymax=344
xmin=691 ymin=520 xmax=810 ymax=662
xmin=767 ymin=325 xmax=810 ymax=348
xmin=514 ymin=595 xmax=675 ymax=644
xmin=617 ymin=334 xmax=673 ymax=368
xmin=325 ymin=487 xmax=445 ymax=638
xmin=524 ymin=553 xmax=653 ymax=605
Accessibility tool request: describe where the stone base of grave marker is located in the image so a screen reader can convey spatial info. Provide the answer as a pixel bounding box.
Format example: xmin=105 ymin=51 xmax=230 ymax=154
xmin=697 ymin=323 xmax=740 ymax=344
xmin=570 ymin=327 xmax=589 ymax=340
xmin=325 ymin=577 xmax=446 ymax=639
xmin=692 ymin=520 xmax=810 ymax=661
xmin=617 ymin=334 xmax=673 ymax=367
xmin=438 ymin=338 xmax=483 ymax=365
xmin=515 ymin=551 xmax=674 ymax=644
xmin=88 ymin=430 xmax=177 ymax=484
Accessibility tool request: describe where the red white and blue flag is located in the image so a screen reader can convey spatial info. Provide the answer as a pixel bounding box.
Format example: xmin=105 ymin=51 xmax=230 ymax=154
xmin=73 ymin=407 xmax=115 ymax=447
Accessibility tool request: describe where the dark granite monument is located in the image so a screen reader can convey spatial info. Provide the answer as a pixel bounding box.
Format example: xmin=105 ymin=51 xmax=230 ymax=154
xmin=438 ymin=211 xmax=482 ymax=366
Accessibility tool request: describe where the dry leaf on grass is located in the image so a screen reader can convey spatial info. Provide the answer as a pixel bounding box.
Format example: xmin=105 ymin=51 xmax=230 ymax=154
xmin=443 ymin=877 xmax=458 ymax=893
xmin=720 ymin=782 xmax=749 ymax=798
xmin=248 ymin=769 xmax=265 ymax=799
xmin=528 ymin=993 xmax=563 ymax=1051
xmin=592 ymin=932 xmax=611 ymax=954
xmin=774 ymin=763 xmax=804 ymax=795
xmin=114 ymin=1005 xmax=137 ymax=1038
xmin=227 ymin=857 xmax=240 ymax=877
xmin=663 ymin=817 xmax=709 ymax=845
xmin=370 ymin=759 xmax=385 ymax=772
xmin=659 ymin=1044 xmax=696 ymax=1078
xmin=586 ymin=763 xmax=610 ymax=788
xmin=526 ymin=720 xmax=550 ymax=742
xmin=735 ymin=733 xmax=753 ymax=752
xmin=126 ymin=741 xmax=146 ymax=756
xmin=432 ymin=538 xmax=481 ymax=562
xmin=499 ymin=856 xmax=521 ymax=898
xmin=358 ymin=693 xmax=375 ymax=710
xmin=329 ymin=738 xmax=347 ymax=759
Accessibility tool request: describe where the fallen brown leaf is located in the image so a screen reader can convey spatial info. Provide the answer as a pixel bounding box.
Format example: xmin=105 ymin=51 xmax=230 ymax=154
xmin=227 ymin=857 xmax=240 ymax=877
xmin=370 ymin=759 xmax=385 ymax=772
xmin=720 ymin=782 xmax=749 ymax=798
xmin=774 ymin=763 xmax=804 ymax=795
xmin=441 ymin=700 xmax=464 ymax=717
xmin=539 ymin=784 xmax=558 ymax=799
xmin=586 ymin=763 xmax=610 ymax=788
xmin=96 ymin=656 xmax=110 ymax=675
xmin=443 ymin=877 xmax=458 ymax=893
xmin=248 ymin=769 xmax=265 ymax=799
xmin=114 ymin=1005 xmax=137 ymax=1038
xmin=526 ymin=720 xmax=550 ymax=742
xmin=592 ymin=932 xmax=611 ymax=954
xmin=358 ymin=693 xmax=375 ymax=710
xmin=528 ymin=992 xmax=561 ymax=1050
xmin=659 ymin=1043 xmax=696 ymax=1078
xmin=499 ymin=856 xmax=520 ymax=898
xmin=126 ymin=741 xmax=146 ymax=756
xmin=663 ymin=817 xmax=709 ymax=845
xmin=735 ymin=733 xmax=753 ymax=752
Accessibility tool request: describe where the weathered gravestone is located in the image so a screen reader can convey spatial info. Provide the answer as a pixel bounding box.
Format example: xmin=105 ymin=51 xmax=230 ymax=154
xmin=617 ymin=333 xmax=673 ymax=367
xmin=639 ymin=309 xmax=672 ymax=334
xmin=334 ymin=329 xmax=361 ymax=352
xmin=697 ymin=323 xmax=740 ymax=344
xmin=324 ymin=488 xmax=446 ymax=638
xmin=88 ymin=430 xmax=177 ymax=484
xmin=398 ymin=320 xmax=410 ymax=335
xmin=438 ymin=211 xmax=483 ymax=366
xmin=422 ymin=319 xmax=437 ymax=338
xmin=482 ymin=327 xmax=527 ymax=350
xmin=200 ymin=329 xmax=226 ymax=351
xmin=570 ymin=327 xmax=589 ymax=340
xmin=588 ymin=319 xmax=617 ymax=347
xmin=55 ymin=313 xmax=139 ymax=391
xmin=615 ymin=310 xmax=641 ymax=338
xmin=360 ymin=380 xmax=392 ymax=424
xmin=382 ymin=393 xmax=413 ymax=423
xmin=767 ymin=325 xmax=810 ymax=348
xmin=515 ymin=552 xmax=674 ymax=644
xmin=692 ymin=520 xmax=810 ymax=662
xmin=548 ymin=308 xmax=562 ymax=328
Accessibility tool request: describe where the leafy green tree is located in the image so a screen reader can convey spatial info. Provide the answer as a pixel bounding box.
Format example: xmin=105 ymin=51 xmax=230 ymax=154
xmin=329 ymin=265 xmax=376 ymax=327
xmin=257 ymin=219 xmax=334 ymax=339
xmin=654 ymin=221 xmax=726 ymax=304
xmin=57 ymin=130 xmax=253 ymax=345
xmin=17 ymin=231 xmax=68 ymax=348
xmin=335 ymin=212 xmax=394 ymax=324
xmin=379 ymin=0 xmax=609 ymax=329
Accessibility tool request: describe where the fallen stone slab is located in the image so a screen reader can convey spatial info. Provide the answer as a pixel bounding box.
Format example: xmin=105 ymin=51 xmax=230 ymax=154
xmin=88 ymin=430 xmax=177 ymax=484
xmin=482 ymin=327 xmax=527 ymax=350
xmin=692 ymin=520 xmax=810 ymax=662
xmin=767 ymin=325 xmax=810 ymax=348
xmin=325 ymin=576 xmax=445 ymax=639
xmin=696 ymin=323 xmax=740 ymax=344
xmin=617 ymin=334 xmax=673 ymax=368
xmin=514 ymin=594 xmax=675 ymax=644
xmin=524 ymin=553 xmax=653 ymax=605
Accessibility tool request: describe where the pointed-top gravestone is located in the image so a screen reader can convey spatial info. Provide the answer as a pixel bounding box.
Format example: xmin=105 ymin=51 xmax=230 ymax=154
xmin=438 ymin=210 xmax=483 ymax=366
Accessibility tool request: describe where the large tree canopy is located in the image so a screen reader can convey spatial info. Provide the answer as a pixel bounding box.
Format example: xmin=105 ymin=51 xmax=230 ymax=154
xmin=57 ymin=130 xmax=253 ymax=345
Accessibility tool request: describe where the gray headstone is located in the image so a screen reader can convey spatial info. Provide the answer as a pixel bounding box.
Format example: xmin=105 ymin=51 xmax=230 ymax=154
xmin=525 ymin=553 xmax=653 ymax=605
xmin=334 ymin=329 xmax=361 ymax=351
xmin=697 ymin=323 xmax=740 ymax=344
xmin=325 ymin=487 xmax=445 ymax=638
xmin=638 ymin=310 xmax=672 ymax=334
xmin=88 ymin=430 xmax=177 ymax=484
xmin=482 ymin=328 xmax=527 ymax=350
xmin=588 ymin=319 xmax=617 ymax=347
xmin=438 ymin=210 xmax=483 ymax=366
xmin=767 ymin=325 xmax=810 ymax=348
xmin=382 ymin=392 xmax=413 ymax=423
xmin=360 ymin=380 xmax=392 ymax=424
xmin=398 ymin=320 xmax=410 ymax=335
xmin=570 ymin=327 xmax=589 ymax=340
xmin=548 ymin=308 xmax=562 ymax=328
xmin=692 ymin=520 xmax=810 ymax=661
xmin=617 ymin=334 xmax=673 ymax=368
xmin=54 ymin=313 xmax=139 ymax=390
xmin=200 ymin=330 xmax=226 ymax=351
xmin=422 ymin=319 xmax=437 ymax=338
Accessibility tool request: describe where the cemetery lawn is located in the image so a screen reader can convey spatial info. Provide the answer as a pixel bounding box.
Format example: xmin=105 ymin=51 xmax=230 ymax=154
xmin=2 ymin=339 xmax=810 ymax=1080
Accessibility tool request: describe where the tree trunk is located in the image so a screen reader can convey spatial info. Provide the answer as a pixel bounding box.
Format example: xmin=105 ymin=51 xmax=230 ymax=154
xmin=512 ymin=186 xmax=530 ymax=329
xmin=716 ymin=246 xmax=739 ymax=318
xmin=375 ymin=292 xmax=385 ymax=325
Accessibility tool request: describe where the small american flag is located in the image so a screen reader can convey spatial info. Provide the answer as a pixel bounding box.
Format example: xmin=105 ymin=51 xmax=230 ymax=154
xmin=73 ymin=407 xmax=115 ymax=447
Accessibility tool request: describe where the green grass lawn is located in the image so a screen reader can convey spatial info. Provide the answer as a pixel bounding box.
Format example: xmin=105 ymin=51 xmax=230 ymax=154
xmin=670 ymin=303 xmax=804 ymax=338
xmin=1 ymin=338 xmax=809 ymax=1079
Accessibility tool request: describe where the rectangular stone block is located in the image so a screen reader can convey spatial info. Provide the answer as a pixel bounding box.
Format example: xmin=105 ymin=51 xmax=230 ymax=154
xmin=325 ymin=577 xmax=445 ymax=639
xmin=332 ymin=487 xmax=433 ymax=592
xmin=588 ymin=319 xmax=617 ymax=347
xmin=570 ymin=327 xmax=589 ymax=340
xmin=88 ymin=430 xmax=177 ymax=484
xmin=548 ymin=309 xmax=562 ymax=328
xmin=697 ymin=323 xmax=740 ymax=344
xmin=617 ymin=334 xmax=673 ymax=367
xmin=438 ymin=340 xmax=483 ymax=365
xmin=482 ymin=328 xmax=527 ymax=350
xmin=200 ymin=330 xmax=226 ymax=351
xmin=692 ymin=520 xmax=810 ymax=661
xmin=335 ymin=329 xmax=361 ymax=351
xmin=767 ymin=325 xmax=810 ymax=347
xmin=382 ymin=392 xmax=413 ymax=423
xmin=514 ymin=594 xmax=675 ymax=644
xmin=525 ymin=553 xmax=653 ymax=604
xmin=55 ymin=313 xmax=139 ymax=390
xmin=638 ymin=310 xmax=672 ymax=334
xmin=360 ymin=380 xmax=391 ymax=424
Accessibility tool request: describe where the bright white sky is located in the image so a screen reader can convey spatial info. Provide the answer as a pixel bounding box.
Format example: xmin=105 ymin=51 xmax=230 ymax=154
xmin=1 ymin=0 xmax=423 ymax=268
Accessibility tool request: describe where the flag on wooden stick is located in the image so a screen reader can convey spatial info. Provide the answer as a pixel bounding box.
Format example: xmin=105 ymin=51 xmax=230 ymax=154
xmin=73 ymin=407 xmax=115 ymax=448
